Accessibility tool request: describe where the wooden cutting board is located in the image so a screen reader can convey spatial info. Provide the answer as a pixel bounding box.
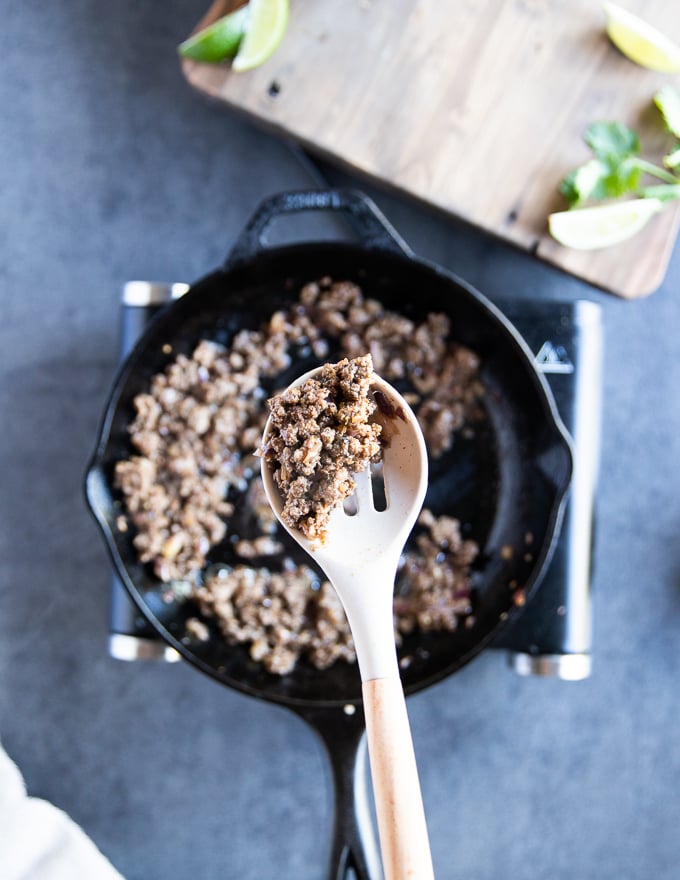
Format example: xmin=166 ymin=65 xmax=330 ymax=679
xmin=181 ymin=0 xmax=680 ymax=298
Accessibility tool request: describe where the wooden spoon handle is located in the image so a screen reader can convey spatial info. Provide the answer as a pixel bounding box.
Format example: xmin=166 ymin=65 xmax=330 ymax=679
xmin=362 ymin=677 xmax=435 ymax=880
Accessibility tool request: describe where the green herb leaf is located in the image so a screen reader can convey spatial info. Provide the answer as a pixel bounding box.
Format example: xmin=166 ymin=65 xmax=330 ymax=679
xmin=554 ymin=97 xmax=680 ymax=244
xmin=655 ymin=85 xmax=680 ymax=139
xmin=603 ymin=156 xmax=643 ymax=197
xmin=584 ymin=121 xmax=640 ymax=162
xmin=559 ymin=159 xmax=605 ymax=205
xmin=559 ymin=155 xmax=642 ymax=206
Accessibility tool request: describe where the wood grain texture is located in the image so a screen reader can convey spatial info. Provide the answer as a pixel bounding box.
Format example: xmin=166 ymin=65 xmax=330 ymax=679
xmin=181 ymin=0 xmax=680 ymax=298
xmin=362 ymin=677 xmax=434 ymax=880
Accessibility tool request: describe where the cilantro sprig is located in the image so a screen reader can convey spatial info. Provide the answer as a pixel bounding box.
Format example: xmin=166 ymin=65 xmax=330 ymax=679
xmin=560 ymin=86 xmax=680 ymax=208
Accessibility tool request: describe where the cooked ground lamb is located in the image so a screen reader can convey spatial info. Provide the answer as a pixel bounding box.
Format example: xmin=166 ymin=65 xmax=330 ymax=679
xmin=262 ymin=355 xmax=383 ymax=545
xmin=114 ymin=276 xmax=484 ymax=674
xmin=193 ymin=563 xmax=355 ymax=675
xmin=396 ymin=510 xmax=479 ymax=634
xmin=190 ymin=509 xmax=477 ymax=675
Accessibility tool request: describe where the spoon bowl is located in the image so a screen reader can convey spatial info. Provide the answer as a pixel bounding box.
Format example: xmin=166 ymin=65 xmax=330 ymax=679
xmin=261 ymin=365 xmax=434 ymax=880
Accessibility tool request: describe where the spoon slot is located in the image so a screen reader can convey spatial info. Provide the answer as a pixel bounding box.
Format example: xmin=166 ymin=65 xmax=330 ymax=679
xmin=342 ymin=494 xmax=358 ymax=516
xmin=351 ymin=464 xmax=375 ymax=514
xmin=342 ymin=461 xmax=387 ymax=517
xmin=370 ymin=460 xmax=388 ymax=512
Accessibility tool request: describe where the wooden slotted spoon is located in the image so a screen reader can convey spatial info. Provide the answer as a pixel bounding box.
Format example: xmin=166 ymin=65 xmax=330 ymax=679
xmin=261 ymin=367 xmax=434 ymax=880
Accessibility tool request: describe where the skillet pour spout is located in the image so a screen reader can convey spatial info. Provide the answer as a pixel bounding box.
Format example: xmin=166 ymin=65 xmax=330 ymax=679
xmin=84 ymin=188 xmax=572 ymax=880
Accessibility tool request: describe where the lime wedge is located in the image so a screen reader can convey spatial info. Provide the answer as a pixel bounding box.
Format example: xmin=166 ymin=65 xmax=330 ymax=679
xmin=549 ymin=198 xmax=664 ymax=249
xmin=232 ymin=0 xmax=289 ymax=72
xmin=178 ymin=6 xmax=249 ymax=62
xmin=604 ymin=2 xmax=680 ymax=72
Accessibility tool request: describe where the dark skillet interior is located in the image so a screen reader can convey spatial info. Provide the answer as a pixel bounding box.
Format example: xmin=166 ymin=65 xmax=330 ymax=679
xmin=86 ymin=241 xmax=572 ymax=708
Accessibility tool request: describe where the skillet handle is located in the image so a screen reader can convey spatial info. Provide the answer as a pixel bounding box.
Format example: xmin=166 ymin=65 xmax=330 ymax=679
xmin=295 ymin=704 xmax=383 ymax=880
xmin=225 ymin=189 xmax=413 ymax=268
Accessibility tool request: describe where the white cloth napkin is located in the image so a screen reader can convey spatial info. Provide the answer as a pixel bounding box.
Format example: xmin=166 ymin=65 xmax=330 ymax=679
xmin=0 ymin=743 xmax=124 ymax=880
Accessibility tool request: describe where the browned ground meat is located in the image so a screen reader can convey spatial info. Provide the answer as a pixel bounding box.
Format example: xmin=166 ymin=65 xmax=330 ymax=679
xmin=297 ymin=279 xmax=485 ymax=457
xmin=114 ymin=277 xmax=484 ymax=674
xmin=189 ymin=508 xmax=479 ymax=676
xmin=396 ymin=510 xmax=479 ymax=634
xmin=193 ymin=563 xmax=355 ymax=675
xmin=262 ymin=355 xmax=383 ymax=545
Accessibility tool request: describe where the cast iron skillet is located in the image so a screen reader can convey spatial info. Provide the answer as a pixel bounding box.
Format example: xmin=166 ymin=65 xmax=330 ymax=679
xmin=85 ymin=189 xmax=572 ymax=879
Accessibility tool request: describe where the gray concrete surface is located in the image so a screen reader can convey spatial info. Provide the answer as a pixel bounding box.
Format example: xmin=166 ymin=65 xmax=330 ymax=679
xmin=1 ymin=2 xmax=679 ymax=879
